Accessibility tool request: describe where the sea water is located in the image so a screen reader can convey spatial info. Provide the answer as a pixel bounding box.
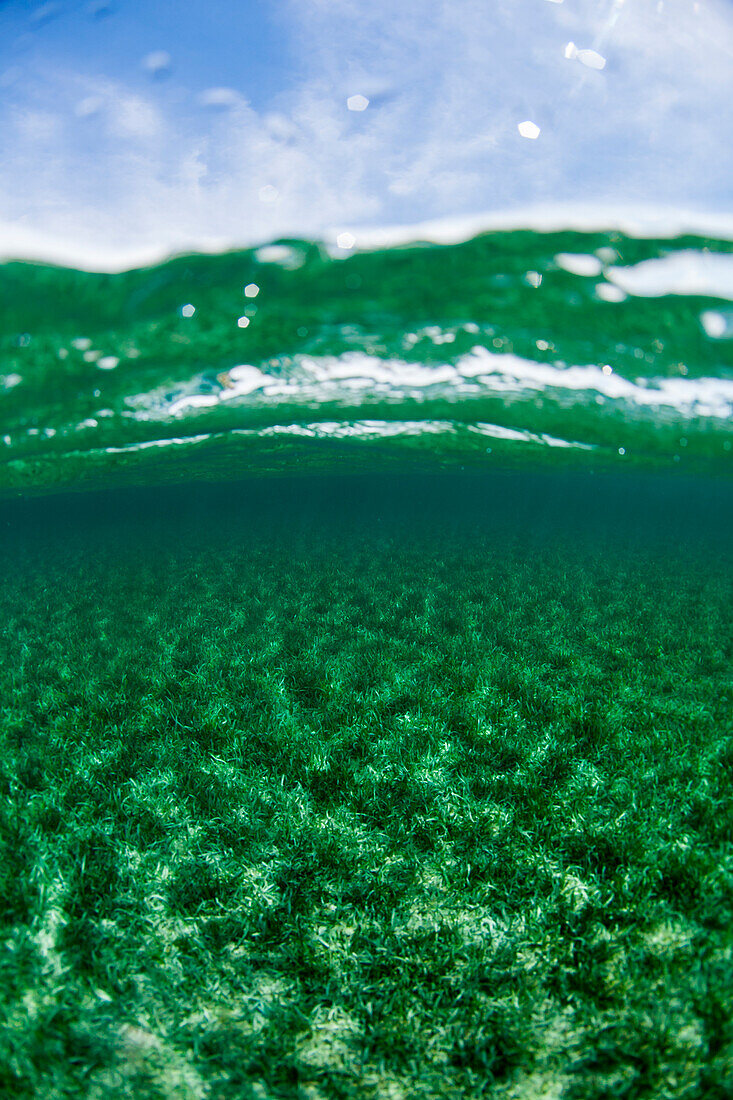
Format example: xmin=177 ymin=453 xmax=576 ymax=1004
xmin=1 ymin=226 xmax=731 ymax=497
xmin=1 ymin=226 xmax=731 ymax=1097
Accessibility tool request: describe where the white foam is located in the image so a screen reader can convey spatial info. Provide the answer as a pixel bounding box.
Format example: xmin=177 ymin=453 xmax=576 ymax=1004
xmin=469 ymin=422 xmax=594 ymax=449
xmin=3 ymin=204 xmax=732 ymax=273
xmin=469 ymin=423 xmax=533 ymax=442
xmin=254 ymin=244 xmax=304 ymax=268
xmin=458 ymin=346 xmax=733 ymax=418
xmin=335 ymin=205 xmax=733 ymax=253
xmin=595 ymin=282 xmax=627 ymax=303
xmin=555 ymin=253 xmax=603 ymax=277
xmin=700 ymin=310 xmax=733 ymax=339
xmin=220 ymin=364 xmax=272 ymax=397
xmin=104 ymin=434 xmax=211 ymax=454
xmin=132 ymin=347 xmax=733 ymax=425
xmin=607 ymin=251 xmax=733 ymax=300
xmin=168 ymin=393 xmax=219 ymax=416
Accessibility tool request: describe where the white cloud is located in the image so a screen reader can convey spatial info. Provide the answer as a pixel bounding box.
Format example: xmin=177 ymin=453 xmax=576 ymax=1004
xmin=141 ymin=51 xmax=172 ymax=76
xmin=0 ymin=0 xmax=731 ymax=266
xmin=198 ymin=86 xmax=245 ymax=109
xmin=75 ymin=95 xmax=104 ymax=118
xmin=11 ymin=106 xmax=62 ymax=142
xmin=111 ymin=93 xmax=162 ymax=139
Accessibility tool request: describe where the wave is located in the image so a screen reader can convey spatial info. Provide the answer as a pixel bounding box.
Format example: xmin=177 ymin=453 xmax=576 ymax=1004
xmin=1 ymin=222 xmax=730 ymax=496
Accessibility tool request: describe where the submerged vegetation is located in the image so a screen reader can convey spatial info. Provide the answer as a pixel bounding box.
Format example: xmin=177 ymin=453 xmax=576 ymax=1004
xmin=1 ymin=473 xmax=731 ymax=1098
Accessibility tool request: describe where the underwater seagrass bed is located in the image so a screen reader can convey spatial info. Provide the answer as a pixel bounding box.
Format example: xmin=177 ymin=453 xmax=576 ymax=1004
xmin=1 ymin=469 xmax=731 ymax=1099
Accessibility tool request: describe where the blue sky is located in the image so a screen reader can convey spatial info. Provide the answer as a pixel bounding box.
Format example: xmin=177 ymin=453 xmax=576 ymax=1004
xmin=1 ymin=0 xmax=732 ymax=267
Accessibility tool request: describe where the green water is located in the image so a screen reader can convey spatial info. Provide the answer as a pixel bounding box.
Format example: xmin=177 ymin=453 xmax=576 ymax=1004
xmin=1 ymin=227 xmax=731 ymax=497
xmin=1 ymin=229 xmax=732 ymax=1098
